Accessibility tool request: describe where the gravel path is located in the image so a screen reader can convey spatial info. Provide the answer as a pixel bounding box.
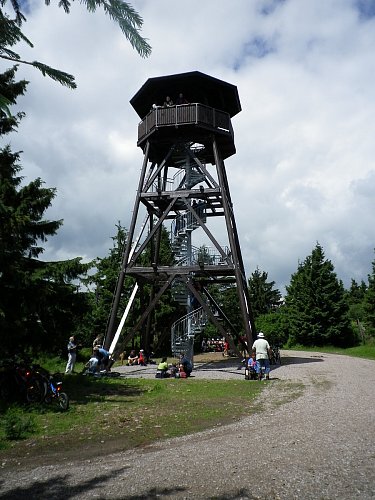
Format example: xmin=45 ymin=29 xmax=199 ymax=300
xmin=0 ymin=350 xmax=374 ymax=499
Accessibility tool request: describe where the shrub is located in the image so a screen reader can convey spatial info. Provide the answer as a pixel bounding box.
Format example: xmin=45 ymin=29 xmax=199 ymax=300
xmin=3 ymin=408 xmax=37 ymax=440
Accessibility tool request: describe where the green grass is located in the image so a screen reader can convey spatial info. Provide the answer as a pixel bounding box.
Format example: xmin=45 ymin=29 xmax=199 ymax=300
xmin=0 ymin=375 xmax=280 ymax=465
xmin=288 ymin=344 xmax=375 ymax=360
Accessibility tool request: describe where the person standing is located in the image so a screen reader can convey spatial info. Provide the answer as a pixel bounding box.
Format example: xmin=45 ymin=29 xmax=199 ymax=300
xmin=65 ymin=336 xmax=77 ymax=374
xmin=252 ymin=332 xmax=271 ymax=380
xmin=175 ymin=92 xmax=188 ymax=105
xmin=92 ymin=334 xmax=103 ymax=349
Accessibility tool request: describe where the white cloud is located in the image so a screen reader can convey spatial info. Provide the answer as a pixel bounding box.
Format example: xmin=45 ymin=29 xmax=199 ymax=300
xmin=3 ymin=0 xmax=375 ymax=293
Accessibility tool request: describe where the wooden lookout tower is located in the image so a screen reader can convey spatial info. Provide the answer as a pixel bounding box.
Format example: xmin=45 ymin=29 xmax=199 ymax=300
xmin=104 ymin=71 xmax=256 ymax=360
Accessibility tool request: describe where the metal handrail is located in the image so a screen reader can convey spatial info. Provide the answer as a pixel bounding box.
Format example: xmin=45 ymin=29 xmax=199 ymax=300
xmin=171 ymin=306 xmax=207 ymax=361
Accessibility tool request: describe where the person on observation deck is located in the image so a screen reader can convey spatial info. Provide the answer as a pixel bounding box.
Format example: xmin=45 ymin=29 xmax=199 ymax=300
xmin=175 ymin=92 xmax=189 ymax=105
xmin=163 ymin=95 xmax=174 ymax=107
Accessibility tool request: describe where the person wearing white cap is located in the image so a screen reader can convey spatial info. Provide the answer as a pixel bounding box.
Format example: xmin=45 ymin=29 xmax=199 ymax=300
xmin=252 ymin=332 xmax=271 ymax=380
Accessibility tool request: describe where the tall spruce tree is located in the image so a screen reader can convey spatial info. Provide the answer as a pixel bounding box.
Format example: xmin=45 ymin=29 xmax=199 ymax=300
xmin=285 ymin=243 xmax=356 ymax=347
xmin=0 ymin=66 xmax=27 ymax=134
xmin=0 ymin=67 xmax=89 ymax=357
xmin=345 ymin=279 xmax=367 ymax=329
xmin=248 ymin=267 xmax=282 ymax=319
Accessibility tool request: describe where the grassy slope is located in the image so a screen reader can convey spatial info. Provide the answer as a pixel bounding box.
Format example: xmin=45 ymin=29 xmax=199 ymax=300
xmin=2 ymin=345 xmax=370 ymax=467
xmin=0 ymin=361 xmax=268 ymax=467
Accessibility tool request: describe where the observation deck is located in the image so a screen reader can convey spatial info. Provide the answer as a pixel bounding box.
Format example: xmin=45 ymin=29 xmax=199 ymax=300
xmin=130 ymin=71 xmax=241 ymax=163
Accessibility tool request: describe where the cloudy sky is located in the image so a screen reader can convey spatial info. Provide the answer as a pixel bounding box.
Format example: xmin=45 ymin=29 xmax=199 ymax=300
xmin=3 ymin=0 xmax=375 ymax=293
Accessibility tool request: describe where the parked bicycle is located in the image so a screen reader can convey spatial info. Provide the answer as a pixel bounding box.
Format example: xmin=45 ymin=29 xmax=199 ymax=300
xmin=44 ymin=373 xmax=69 ymax=411
xmin=269 ymin=345 xmax=281 ymax=365
xmin=32 ymin=365 xmax=69 ymax=411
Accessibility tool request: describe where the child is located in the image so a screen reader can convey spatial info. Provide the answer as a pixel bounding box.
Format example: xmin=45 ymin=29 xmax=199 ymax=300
xmin=223 ymin=340 xmax=230 ymax=357
xmin=138 ymin=349 xmax=146 ymax=366
xmin=247 ymin=352 xmax=259 ymax=380
xmin=167 ymin=363 xmax=178 ymax=378
xmin=179 ymin=363 xmax=187 ymax=379
xmin=156 ymin=357 xmax=168 ymax=378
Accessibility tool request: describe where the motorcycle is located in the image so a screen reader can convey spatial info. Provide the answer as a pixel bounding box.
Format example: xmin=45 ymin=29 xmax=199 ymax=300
xmin=0 ymin=359 xmax=45 ymax=403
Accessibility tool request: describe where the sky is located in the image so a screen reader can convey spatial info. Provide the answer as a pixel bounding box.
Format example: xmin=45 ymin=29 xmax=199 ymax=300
xmin=2 ymin=0 xmax=375 ymax=294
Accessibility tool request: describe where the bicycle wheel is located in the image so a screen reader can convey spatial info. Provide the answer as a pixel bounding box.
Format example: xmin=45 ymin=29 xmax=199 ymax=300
xmin=58 ymin=392 xmax=69 ymax=411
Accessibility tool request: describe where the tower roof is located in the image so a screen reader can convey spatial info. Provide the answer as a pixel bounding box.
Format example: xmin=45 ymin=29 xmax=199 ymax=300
xmin=130 ymin=71 xmax=241 ymax=119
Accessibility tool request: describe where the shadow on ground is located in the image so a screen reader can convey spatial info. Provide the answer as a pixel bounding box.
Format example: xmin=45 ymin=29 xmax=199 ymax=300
xmin=280 ymin=355 xmax=325 ymax=365
xmin=0 ymin=475 xmax=264 ymax=500
xmin=0 ymin=467 xmax=128 ymax=500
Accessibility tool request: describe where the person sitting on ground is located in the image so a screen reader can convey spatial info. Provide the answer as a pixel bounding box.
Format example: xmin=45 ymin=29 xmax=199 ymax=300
xmin=167 ymin=363 xmax=178 ymax=378
xmin=178 ymin=363 xmax=187 ymax=378
xmin=86 ymin=354 xmax=99 ymax=374
xmin=138 ymin=349 xmax=147 ymax=366
xmin=156 ymin=357 xmax=169 ymax=378
xmin=128 ymin=350 xmax=138 ymax=366
xmin=179 ymin=353 xmax=193 ymax=377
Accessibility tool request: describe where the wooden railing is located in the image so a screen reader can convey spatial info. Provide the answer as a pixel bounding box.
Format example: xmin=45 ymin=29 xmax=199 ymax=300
xmin=137 ymin=103 xmax=233 ymax=143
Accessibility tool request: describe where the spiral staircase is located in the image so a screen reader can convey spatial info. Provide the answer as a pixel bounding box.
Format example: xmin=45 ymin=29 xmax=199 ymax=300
xmin=169 ymin=164 xmax=228 ymax=360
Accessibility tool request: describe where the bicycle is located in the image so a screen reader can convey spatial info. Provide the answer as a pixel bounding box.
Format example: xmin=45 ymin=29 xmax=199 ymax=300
xmin=269 ymin=345 xmax=281 ymax=365
xmin=44 ymin=374 xmax=69 ymax=411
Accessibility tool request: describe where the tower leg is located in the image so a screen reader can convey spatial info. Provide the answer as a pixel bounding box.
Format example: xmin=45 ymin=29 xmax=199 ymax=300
xmin=212 ymin=138 xmax=256 ymax=351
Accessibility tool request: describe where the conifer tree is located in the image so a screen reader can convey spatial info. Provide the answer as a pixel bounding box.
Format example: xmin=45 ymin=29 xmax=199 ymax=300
xmin=248 ymin=267 xmax=282 ymax=319
xmin=81 ymin=222 xmax=132 ymax=343
xmin=345 ymin=279 xmax=367 ymax=325
xmin=0 ymin=67 xmax=89 ymax=356
xmin=0 ymin=66 xmax=27 ymax=134
xmin=83 ymin=223 xmax=177 ymax=353
xmin=0 ymin=0 xmax=151 ymax=110
xmin=364 ymin=250 xmax=375 ymax=337
xmin=285 ymin=243 xmax=356 ymax=347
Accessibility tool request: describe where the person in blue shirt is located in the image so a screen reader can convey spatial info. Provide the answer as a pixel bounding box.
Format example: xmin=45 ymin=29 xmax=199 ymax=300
xmin=94 ymin=346 xmax=110 ymax=371
xmin=179 ymin=353 xmax=193 ymax=377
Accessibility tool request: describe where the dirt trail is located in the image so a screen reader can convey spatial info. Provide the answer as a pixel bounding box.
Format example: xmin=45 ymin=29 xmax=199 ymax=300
xmin=0 ymin=351 xmax=374 ymax=499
